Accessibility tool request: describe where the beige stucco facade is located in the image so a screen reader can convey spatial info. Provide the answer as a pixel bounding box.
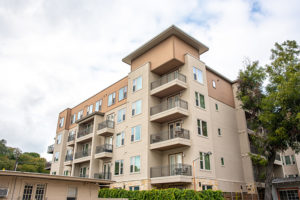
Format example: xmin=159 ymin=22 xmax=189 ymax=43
xmin=47 ymin=25 xmax=295 ymax=194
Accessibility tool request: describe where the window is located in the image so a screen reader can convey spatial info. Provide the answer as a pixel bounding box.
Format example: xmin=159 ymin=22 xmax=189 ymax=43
xmin=129 ymin=186 xmax=140 ymax=191
xmin=215 ymin=103 xmax=218 ymax=111
xmin=114 ymin=160 xmax=124 ymax=175
xmin=133 ymin=76 xmax=142 ymax=92
xmin=22 ymin=184 xmax=33 ymax=200
xmin=80 ymin=167 xmax=87 ymax=177
xmin=212 ymin=80 xmax=216 ymax=88
xmin=132 ymin=100 xmax=142 ymax=116
xmin=70 ymin=114 xmax=76 ymax=124
xmin=52 ymin=171 xmax=56 ymax=175
xmin=285 ymin=156 xmax=291 ymax=165
xmin=64 ymin=170 xmax=69 ymax=176
xmin=291 ymin=155 xmax=296 ymax=164
xmin=131 ymin=125 xmax=141 ymax=142
xmin=197 ymin=119 xmax=208 ymax=137
xmin=34 ymin=184 xmax=46 ymax=200
xmin=77 ymin=110 xmax=83 ymax=120
xmin=59 ymin=117 xmax=64 ymax=128
xmin=199 ymin=152 xmax=211 ymax=170
xmin=221 ymin=157 xmax=225 ymax=166
xmin=95 ymin=99 xmax=102 ymax=112
xmin=119 ymin=86 xmax=127 ymax=101
xmin=202 ymin=185 xmax=213 ymax=190
xmin=116 ymin=132 xmax=125 ymax=147
xmin=130 ymin=155 xmax=140 ymax=173
xmin=56 ymin=134 xmax=62 ymax=144
xmin=193 ymin=67 xmax=203 ymax=84
xmin=218 ymin=128 xmax=221 ymax=136
xmin=117 ymin=108 xmax=126 ymax=123
xmin=67 ymin=187 xmax=77 ymax=200
xmin=108 ymin=92 xmax=116 ymax=106
xmin=54 ymin=152 xmax=59 ymax=162
xmin=87 ymin=104 xmax=93 ymax=115
xmin=106 ymin=113 xmax=114 ymax=122
xmin=195 ymin=92 xmax=205 ymax=109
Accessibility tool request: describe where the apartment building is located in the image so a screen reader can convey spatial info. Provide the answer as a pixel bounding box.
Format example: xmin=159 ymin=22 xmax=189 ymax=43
xmin=48 ymin=25 xmax=290 ymax=193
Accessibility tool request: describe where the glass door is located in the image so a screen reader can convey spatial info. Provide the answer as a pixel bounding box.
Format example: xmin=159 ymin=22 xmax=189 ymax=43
xmin=167 ymin=94 xmax=180 ymax=109
xmin=103 ymin=163 xmax=111 ymax=179
xmin=168 ymin=121 xmax=181 ymax=139
xmin=169 ymin=153 xmax=183 ymax=176
xmin=80 ymin=167 xmax=86 ymax=177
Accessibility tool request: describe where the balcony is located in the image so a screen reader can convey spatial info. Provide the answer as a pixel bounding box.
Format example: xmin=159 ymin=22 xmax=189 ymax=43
xmin=94 ymin=172 xmax=111 ymax=180
xmin=150 ymin=128 xmax=191 ymax=150
xmin=150 ymin=164 xmax=192 ymax=184
xmin=47 ymin=144 xmax=54 ymax=154
xmin=64 ymin=154 xmax=73 ymax=166
xmin=150 ymin=71 xmax=187 ymax=98
xmin=67 ymin=135 xmax=75 ymax=146
xmin=97 ymin=120 xmax=115 ymax=137
xmin=77 ymin=126 xmax=93 ymax=142
xmin=150 ymin=99 xmax=188 ymax=123
xmin=95 ymin=144 xmax=113 ymax=159
xmin=73 ymin=149 xmax=91 ymax=163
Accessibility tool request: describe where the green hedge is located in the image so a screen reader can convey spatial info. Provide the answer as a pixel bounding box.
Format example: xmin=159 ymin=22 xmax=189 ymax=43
xmin=98 ymin=188 xmax=224 ymax=200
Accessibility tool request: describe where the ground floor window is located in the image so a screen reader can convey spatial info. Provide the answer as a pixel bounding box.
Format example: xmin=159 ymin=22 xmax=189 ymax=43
xmin=67 ymin=187 xmax=77 ymax=200
xmin=202 ymin=185 xmax=213 ymax=190
xmin=22 ymin=183 xmax=46 ymax=200
xmin=129 ymin=186 xmax=140 ymax=191
xmin=279 ymin=189 xmax=299 ymax=200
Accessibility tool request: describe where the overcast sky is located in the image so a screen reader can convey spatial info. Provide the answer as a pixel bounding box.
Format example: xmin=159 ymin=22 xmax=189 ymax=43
xmin=0 ymin=0 xmax=299 ymax=160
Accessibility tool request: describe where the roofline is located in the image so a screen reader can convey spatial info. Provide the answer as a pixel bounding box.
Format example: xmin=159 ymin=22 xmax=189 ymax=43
xmin=205 ymin=65 xmax=234 ymax=84
xmin=122 ymin=25 xmax=209 ymax=65
xmin=0 ymin=170 xmax=113 ymax=184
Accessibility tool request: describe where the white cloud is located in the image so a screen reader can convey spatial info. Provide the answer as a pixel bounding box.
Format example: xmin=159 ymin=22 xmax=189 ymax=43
xmin=0 ymin=0 xmax=299 ymax=160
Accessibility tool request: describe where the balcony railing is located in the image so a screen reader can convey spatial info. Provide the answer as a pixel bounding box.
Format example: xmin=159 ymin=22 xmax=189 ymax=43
xmin=77 ymin=126 xmax=93 ymax=138
xmin=47 ymin=144 xmax=54 ymax=154
xmin=96 ymin=144 xmax=113 ymax=154
xmin=150 ymin=99 xmax=188 ymax=116
xmin=150 ymin=164 xmax=192 ymax=178
xmin=79 ymin=174 xmax=88 ymax=178
xmin=150 ymin=128 xmax=190 ymax=144
xmin=65 ymin=154 xmax=73 ymax=161
xmin=98 ymin=120 xmax=115 ymax=130
xmin=94 ymin=172 xmax=111 ymax=180
xmin=74 ymin=149 xmax=91 ymax=159
xmin=68 ymin=134 xmax=75 ymax=142
xmin=151 ymin=71 xmax=186 ymax=90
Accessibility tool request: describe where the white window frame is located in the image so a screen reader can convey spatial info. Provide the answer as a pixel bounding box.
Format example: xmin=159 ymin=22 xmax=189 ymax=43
xmin=77 ymin=110 xmax=83 ymax=120
xmin=199 ymin=152 xmax=211 ymax=170
xmin=132 ymin=100 xmax=142 ymax=116
xmin=95 ymin=99 xmax=102 ymax=112
xmin=108 ymin=92 xmax=116 ymax=106
xmin=119 ymin=86 xmax=127 ymax=101
xmin=130 ymin=155 xmax=141 ymax=173
xmin=87 ymin=104 xmax=93 ymax=115
xmin=56 ymin=134 xmax=62 ymax=144
xmin=117 ymin=108 xmax=126 ymax=123
xmin=133 ymin=76 xmax=142 ymax=92
xmin=193 ymin=67 xmax=203 ymax=84
xmin=197 ymin=119 xmax=208 ymax=137
xmin=116 ymin=132 xmax=125 ymax=147
xmin=59 ymin=117 xmax=64 ymax=128
xmin=195 ymin=92 xmax=205 ymax=109
xmin=114 ymin=160 xmax=124 ymax=175
xmin=70 ymin=114 xmax=76 ymax=124
xmin=131 ymin=125 xmax=141 ymax=142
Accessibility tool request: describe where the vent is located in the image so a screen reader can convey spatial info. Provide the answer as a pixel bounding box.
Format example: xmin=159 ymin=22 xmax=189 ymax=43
xmin=0 ymin=188 xmax=8 ymax=197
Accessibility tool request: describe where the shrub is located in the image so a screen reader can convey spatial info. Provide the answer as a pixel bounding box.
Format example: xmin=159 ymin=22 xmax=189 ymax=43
xmin=98 ymin=188 xmax=224 ymax=200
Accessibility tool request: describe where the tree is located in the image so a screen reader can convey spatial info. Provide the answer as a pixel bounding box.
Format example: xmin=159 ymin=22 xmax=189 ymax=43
xmin=237 ymin=40 xmax=300 ymax=200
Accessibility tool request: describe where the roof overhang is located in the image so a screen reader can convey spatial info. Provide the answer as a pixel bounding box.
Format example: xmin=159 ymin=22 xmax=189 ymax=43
xmin=75 ymin=111 xmax=104 ymax=124
xmin=0 ymin=170 xmax=113 ymax=184
xmin=122 ymin=25 xmax=209 ymax=65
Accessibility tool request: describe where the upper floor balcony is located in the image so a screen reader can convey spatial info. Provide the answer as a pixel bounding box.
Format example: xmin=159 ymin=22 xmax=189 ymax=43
xmin=150 ymin=99 xmax=188 ymax=123
xmin=150 ymin=128 xmax=191 ymax=150
xmin=73 ymin=149 xmax=91 ymax=164
xmin=150 ymin=164 xmax=192 ymax=184
xmin=47 ymin=144 xmax=54 ymax=154
xmin=94 ymin=172 xmax=111 ymax=180
xmin=77 ymin=126 xmax=93 ymax=142
xmin=150 ymin=71 xmax=187 ymax=98
xmin=97 ymin=120 xmax=115 ymax=137
xmin=95 ymin=144 xmax=113 ymax=159
xmin=64 ymin=154 xmax=73 ymax=166
xmin=67 ymin=134 xmax=75 ymax=146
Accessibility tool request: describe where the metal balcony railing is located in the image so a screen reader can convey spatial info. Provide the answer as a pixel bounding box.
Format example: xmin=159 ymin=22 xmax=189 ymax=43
xmin=77 ymin=126 xmax=93 ymax=138
xmin=150 ymin=99 xmax=188 ymax=116
xmin=150 ymin=128 xmax=190 ymax=144
xmin=47 ymin=144 xmax=54 ymax=154
xmin=96 ymin=144 xmax=113 ymax=154
xmin=150 ymin=164 xmax=192 ymax=178
xmin=94 ymin=172 xmax=111 ymax=180
xmin=98 ymin=120 xmax=115 ymax=130
xmin=74 ymin=149 xmax=91 ymax=159
xmin=79 ymin=174 xmax=88 ymax=178
xmin=68 ymin=134 xmax=75 ymax=142
xmin=151 ymin=71 xmax=186 ymax=90
xmin=65 ymin=154 xmax=73 ymax=161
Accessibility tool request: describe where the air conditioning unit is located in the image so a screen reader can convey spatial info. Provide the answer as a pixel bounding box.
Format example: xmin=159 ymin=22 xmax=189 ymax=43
xmin=0 ymin=188 xmax=8 ymax=198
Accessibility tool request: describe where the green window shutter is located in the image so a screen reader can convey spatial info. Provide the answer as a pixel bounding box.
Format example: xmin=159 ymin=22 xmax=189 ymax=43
xmin=197 ymin=119 xmax=201 ymax=135
xmin=115 ymin=161 xmax=119 ymax=175
xmin=202 ymin=121 xmax=208 ymax=136
xmin=200 ymin=94 xmax=205 ymax=109
xmin=195 ymin=92 xmax=199 ymax=106
xmin=205 ymin=154 xmax=210 ymax=170
xmin=200 ymin=152 xmax=204 ymax=169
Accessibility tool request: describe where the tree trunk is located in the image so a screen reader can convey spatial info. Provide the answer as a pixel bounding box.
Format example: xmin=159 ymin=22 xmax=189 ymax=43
xmin=264 ymin=151 xmax=276 ymax=200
